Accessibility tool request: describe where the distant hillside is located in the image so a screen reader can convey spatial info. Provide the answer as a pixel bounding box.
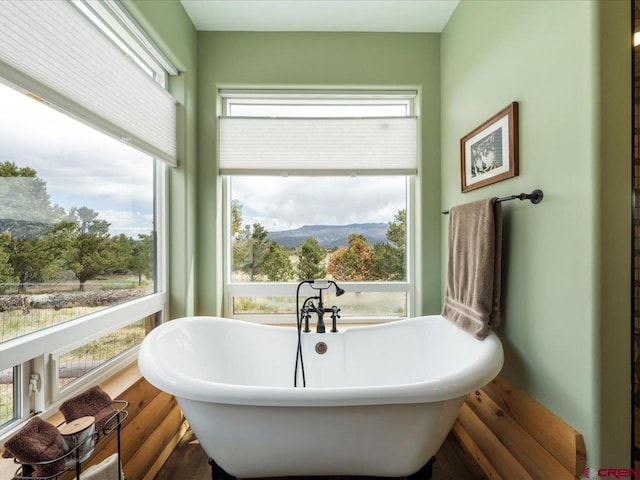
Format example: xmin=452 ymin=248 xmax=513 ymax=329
xmin=267 ymin=223 xmax=388 ymax=248
xmin=0 ymin=218 xmax=55 ymax=239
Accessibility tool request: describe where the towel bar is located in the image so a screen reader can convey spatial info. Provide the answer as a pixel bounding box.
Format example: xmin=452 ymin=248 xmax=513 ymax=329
xmin=441 ymin=189 xmax=543 ymax=214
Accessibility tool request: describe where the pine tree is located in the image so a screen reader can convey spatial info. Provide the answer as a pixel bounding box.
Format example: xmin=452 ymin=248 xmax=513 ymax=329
xmin=296 ymin=237 xmax=327 ymax=281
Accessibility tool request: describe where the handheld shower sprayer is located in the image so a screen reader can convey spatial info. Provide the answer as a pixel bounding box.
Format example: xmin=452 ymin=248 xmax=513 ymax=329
xmin=308 ymin=279 xmax=346 ymax=296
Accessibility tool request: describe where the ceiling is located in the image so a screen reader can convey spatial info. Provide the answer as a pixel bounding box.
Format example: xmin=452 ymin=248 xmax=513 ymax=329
xmin=180 ymin=0 xmax=459 ymax=32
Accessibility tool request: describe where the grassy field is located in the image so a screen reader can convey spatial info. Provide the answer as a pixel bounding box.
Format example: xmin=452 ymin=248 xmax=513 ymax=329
xmin=57 ymin=319 xmax=146 ymax=388
xmin=0 ymin=369 xmax=12 ymax=426
xmin=0 ymin=305 xmax=103 ymax=343
xmin=233 ymin=291 xmax=407 ymax=317
xmin=0 ymin=274 xmax=151 ymax=343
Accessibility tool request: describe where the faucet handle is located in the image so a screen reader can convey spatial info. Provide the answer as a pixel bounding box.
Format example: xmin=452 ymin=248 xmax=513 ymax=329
xmin=301 ymin=305 xmax=312 ymax=332
xmin=330 ymin=306 xmax=340 ymax=333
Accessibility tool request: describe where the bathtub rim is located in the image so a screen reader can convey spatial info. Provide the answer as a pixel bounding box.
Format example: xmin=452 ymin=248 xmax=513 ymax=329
xmin=138 ymin=314 xmax=504 ymax=407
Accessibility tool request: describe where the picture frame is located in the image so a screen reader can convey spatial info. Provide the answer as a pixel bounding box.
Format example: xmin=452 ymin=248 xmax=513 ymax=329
xmin=460 ymin=102 xmax=519 ymax=193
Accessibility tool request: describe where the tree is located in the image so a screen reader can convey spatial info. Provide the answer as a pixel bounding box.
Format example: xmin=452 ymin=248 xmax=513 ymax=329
xmin=231 ymin=201 xmax=294 ymax=281
xmin=4 ymin=222 xmax=73 ymax=294
xmin=370 ymin=242 xmax=398 ymax=280
xmin=231 ymin=200 xmax=244 ymax=236
xmin=7 ymin=236 xmax=51 ymax=294
xmin=262 ymin=241 xmax=293 ymax=281
xmin=296 ymin=237 xmax=326 ymax=281
xmin=110 ymin=234 xmax=134 ymax=274
xmin=64 ymin=207 xmax=113 ymax=291
xmin=0 ymin=162 xmax=68 ymax=292
xmin=130 ymin=233 xmax=153 ymax=286
xmin=0 ymin=233 xmax=14 ymax=291
xmin=327 ymin=233 xmax=373 ymax=281
xmin=387 ymin=209 xmax=405 ymax=247
xmin=371 ymin=209 xmax=406 ymax=280
xmin=109 ymin=233 xmax=153 ymax=285
xmin=0 ymin=161 xmax=65 ymax=238
xmin=66 ymin=207 xmax=110 ymax=235
xmin=234 ymin=223 xmax=270 ymax=281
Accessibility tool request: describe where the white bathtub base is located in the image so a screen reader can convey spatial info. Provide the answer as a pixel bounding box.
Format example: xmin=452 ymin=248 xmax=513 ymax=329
xmin=181 ymin=397 xmax=464 ymax=478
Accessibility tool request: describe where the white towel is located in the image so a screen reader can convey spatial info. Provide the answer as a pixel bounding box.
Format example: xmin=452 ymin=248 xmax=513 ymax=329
xmin=80 ymin=453 xmax=123 ymax=480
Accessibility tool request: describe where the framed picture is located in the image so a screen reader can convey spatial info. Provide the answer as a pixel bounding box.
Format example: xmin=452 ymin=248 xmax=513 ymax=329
xmin=460 ymin=102 xmax=519 ymax=193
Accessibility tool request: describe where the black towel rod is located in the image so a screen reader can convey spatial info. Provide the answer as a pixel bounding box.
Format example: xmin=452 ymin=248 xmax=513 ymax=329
xmin=441 ymin=189 xmax=544 ymax=215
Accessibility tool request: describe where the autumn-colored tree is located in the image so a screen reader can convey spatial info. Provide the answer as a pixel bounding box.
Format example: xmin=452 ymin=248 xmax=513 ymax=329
xmin=327 ymin=233 xmax=373 ymax=281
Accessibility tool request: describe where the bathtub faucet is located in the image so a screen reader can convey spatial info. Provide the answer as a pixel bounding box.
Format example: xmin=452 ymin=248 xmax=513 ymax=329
xmin=301 ymin=295 xmax=333 ymax=333
xmin=297 ymin=280 xmax=345 ymax=333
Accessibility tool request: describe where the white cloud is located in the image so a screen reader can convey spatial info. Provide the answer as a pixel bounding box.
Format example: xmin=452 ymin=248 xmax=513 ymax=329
xmin=0 ymin=82 xmax=154 ymax=230
xmin=99 ymin=209 xmax=153 ymax=237
xmin=232 ymin=176 xmax=406 ymax=232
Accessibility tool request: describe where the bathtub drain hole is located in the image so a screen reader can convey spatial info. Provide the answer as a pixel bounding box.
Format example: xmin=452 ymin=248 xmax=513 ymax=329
xmin=315 ymin=342 xmax=328 ymax=354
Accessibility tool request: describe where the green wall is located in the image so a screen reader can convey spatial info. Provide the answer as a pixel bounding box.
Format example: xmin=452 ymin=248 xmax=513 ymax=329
xmin=196 ymin=32 xmax=443 ymax=316
xmin=129 ymin=0 xmax=632 ymax=468
xmin=441 ymin=0 xmax=631 ymax=466
xmin=123 ymin=0 xmax=199 ymax=319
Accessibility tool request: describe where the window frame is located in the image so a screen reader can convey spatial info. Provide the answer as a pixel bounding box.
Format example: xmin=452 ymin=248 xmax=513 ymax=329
xmin=220 ymin=90 xmax=418 ymax=324
xmin=0 ymin=121 xmax=168 ymax=439
xmin=0 ymin=1 xmax=171 ymax=440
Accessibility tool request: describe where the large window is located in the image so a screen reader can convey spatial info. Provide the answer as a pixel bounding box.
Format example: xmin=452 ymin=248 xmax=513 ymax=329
xmin=0 ymin=78 xmax=166 ymax=430
xmin=0 ymin=82 xmax=156 ymax=341
xmin=0 ymin=0 xmax=173 ymax=434
xmin=221 ymin=91 xmax=417 ymax=323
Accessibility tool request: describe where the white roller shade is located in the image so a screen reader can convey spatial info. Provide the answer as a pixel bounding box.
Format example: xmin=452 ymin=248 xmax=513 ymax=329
xmin=219 ymin=116 xmax=417 ymax=175
xmin=0 ymin=0 xmax=177 ymax=166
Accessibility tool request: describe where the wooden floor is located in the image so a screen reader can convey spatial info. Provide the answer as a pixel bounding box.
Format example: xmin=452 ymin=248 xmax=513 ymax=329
xmin=154 ymin=428 xmax=487 ymax=480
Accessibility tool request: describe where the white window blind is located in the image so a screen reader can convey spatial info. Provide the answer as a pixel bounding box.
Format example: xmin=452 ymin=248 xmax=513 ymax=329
xmin=0 ymin=0 xmax=177 ymax=166
xmin=219 ymin=116 xmax=417 ymax=175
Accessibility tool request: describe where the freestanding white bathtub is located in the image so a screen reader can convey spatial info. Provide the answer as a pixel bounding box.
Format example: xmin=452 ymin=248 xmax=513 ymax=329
xmin=138 ymin=315 xmax=503 ymax=478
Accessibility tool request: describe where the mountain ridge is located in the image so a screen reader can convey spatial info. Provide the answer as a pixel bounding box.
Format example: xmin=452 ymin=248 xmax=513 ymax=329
xmin=267 ymin=222 xmax=388 ymax=248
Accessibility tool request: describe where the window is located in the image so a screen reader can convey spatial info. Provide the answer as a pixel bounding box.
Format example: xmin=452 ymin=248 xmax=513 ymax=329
xmin=0 ymin=81 xmax=157 ymax=339
xmin=220 ymin=90 xmax=417 ymax=323
xmin=54 ymin=315 xmax=156 ymax=391
xmin=0 ymin=366 xmax=18 ymax=428
xmin=0 ymin=0 xmax=174 ymax=435
xmin=0 ymin=78 xmax=167 ymax=427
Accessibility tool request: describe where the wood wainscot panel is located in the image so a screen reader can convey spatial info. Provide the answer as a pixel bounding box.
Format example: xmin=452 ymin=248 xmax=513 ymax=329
xmin=453 ymin=374 xmax=587 ymax=480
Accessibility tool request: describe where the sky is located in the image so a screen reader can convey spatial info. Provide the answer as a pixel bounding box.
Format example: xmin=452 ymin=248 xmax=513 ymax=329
xmin=228 ymin=101 xmax=409 ymax=232
xmin=0 ymin=82 xmax=154 ymax=238
xmin=0 ymin=81 xmax=408 ymax=237
xmin=231 ymin=176 xmax=406 ymax=232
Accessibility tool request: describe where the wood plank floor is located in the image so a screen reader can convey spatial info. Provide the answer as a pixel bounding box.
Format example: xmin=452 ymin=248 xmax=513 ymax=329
xmin=154 ymin=428 xmax=487 ymax=480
